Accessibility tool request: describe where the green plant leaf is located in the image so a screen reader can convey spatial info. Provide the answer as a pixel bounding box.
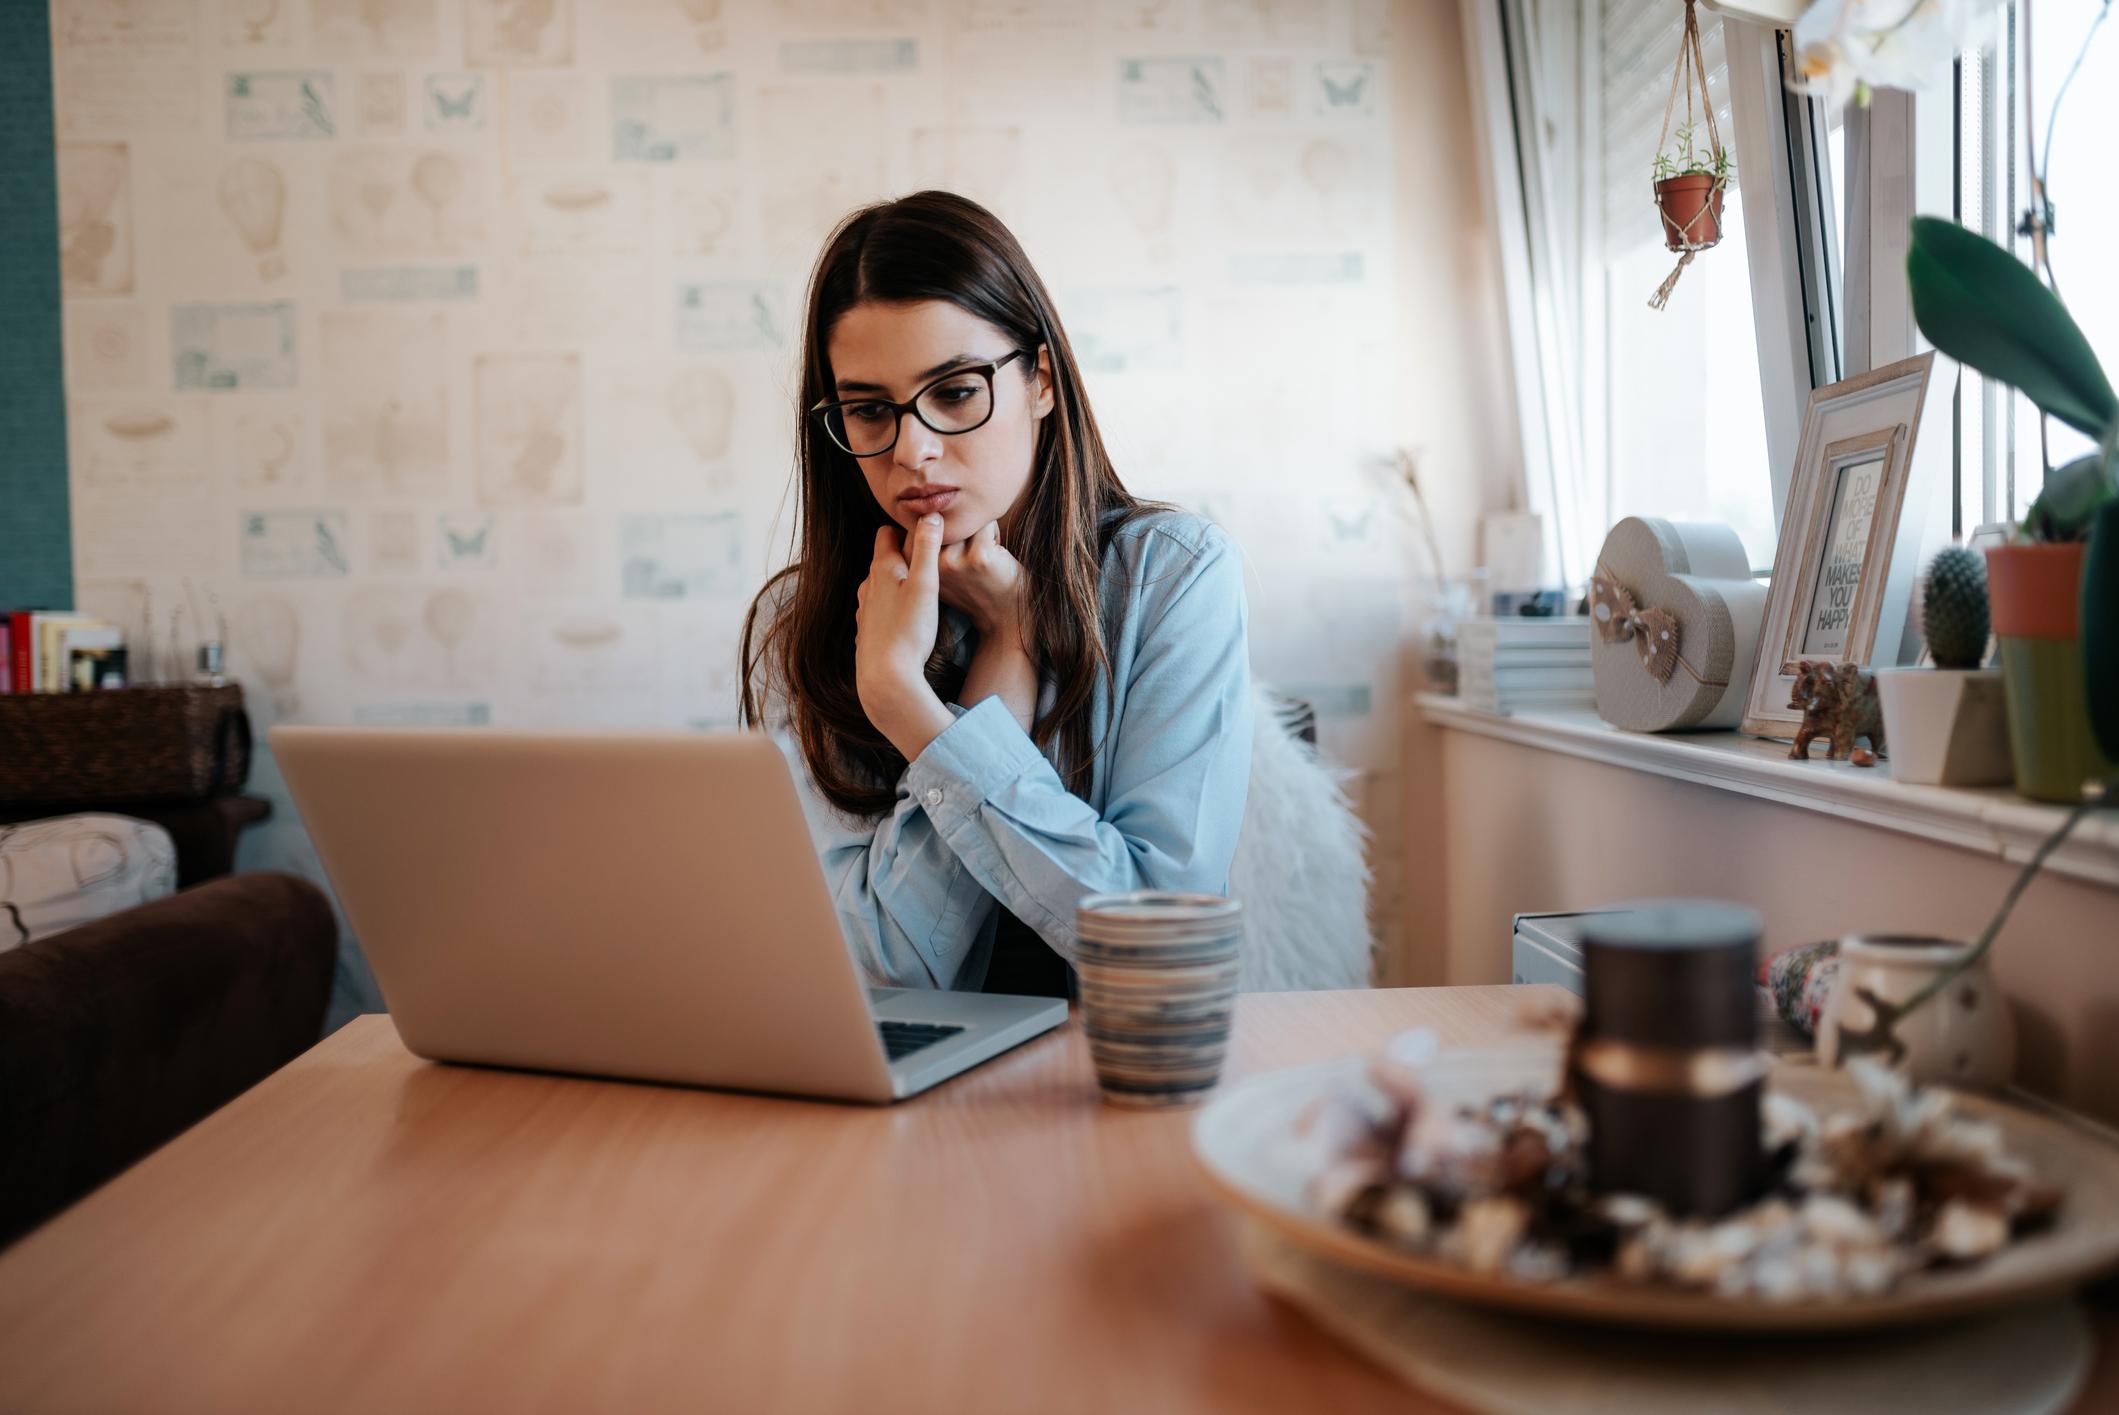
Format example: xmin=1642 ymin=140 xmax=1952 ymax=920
xmin=2023 ymin=455 xmax=2113 ymax=542
xmin=2085 ymin=499 xmax=2119 ymax=764
xmin=1907 ymin=216 xmax=2119 ymax=439
xmin=2023 ymin=454 xmax=2114 ymax=542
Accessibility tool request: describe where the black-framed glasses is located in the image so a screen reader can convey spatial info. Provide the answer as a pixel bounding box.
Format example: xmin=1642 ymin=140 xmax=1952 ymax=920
xmin=810 ymin=349 xmax=1029 ymax=458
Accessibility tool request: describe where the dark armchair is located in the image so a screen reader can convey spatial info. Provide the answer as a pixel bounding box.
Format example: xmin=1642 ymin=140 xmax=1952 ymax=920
xmin=0 ymin=871 xmax=336 ymax=1247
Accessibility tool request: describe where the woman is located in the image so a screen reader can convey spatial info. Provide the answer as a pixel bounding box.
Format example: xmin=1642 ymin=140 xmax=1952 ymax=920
xmin=739 ymin=190 xmax=1253 ymax=996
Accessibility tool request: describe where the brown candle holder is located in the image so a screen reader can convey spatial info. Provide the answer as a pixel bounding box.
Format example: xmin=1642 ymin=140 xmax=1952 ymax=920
xmin=1574 ymin=901 xmax=1764 ymax=1218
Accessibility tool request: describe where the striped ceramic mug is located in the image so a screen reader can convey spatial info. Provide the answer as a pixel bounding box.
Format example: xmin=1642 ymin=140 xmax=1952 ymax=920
xmin=1075 ymin=891 xmax=1243 ymax=1109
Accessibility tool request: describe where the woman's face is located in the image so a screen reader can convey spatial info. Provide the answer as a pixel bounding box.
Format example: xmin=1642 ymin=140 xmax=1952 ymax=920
xmin=825 ymin=299 xmax=1053 ymax=545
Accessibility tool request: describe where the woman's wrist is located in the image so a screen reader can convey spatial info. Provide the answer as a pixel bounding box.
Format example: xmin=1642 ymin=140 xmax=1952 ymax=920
xmin=962 ymin=626 xmax=1039 ymax=733
xmin=975 ymin=611 xmax=1033 ymax=660
xmin=871 ymin=681 xmax=956 ymax=763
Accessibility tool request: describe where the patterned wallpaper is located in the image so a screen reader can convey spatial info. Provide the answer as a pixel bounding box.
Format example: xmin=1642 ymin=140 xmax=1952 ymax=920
xmin=52 ymin=0 xmax=1415 ymax=1015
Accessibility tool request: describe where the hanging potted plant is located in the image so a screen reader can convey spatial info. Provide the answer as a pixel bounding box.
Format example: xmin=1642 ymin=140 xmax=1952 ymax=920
xmin=1652 ymin=123 xmax=1731 ymax=254
xmin=1907 ymin=216 xmax=2119 ymax=803
xmin=1647 ymin=0 xmax=1733 ymax=311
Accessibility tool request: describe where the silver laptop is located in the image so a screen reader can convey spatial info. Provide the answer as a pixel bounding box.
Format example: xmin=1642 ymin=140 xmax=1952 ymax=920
xmin=270 ymin=725 xmax=1066 ymax=1103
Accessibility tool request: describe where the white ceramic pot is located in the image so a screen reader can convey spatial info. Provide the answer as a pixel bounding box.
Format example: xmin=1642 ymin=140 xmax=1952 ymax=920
xmin=1874 ymin=667 xmax=2013 ymax=786
xmin=1816 ymin=934 xmax=2015 ymax=1090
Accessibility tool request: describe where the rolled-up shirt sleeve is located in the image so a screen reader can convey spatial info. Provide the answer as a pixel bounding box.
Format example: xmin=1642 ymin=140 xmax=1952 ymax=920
xmin=765 ymin=696 xmax=999 ymax=990
xmin=903 ymin=531 xmax=1254 ymax=962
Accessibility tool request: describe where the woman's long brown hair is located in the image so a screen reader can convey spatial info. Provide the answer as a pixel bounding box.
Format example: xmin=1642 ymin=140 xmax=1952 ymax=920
xmin=738 ymin=190 xmax=1166 ymax=819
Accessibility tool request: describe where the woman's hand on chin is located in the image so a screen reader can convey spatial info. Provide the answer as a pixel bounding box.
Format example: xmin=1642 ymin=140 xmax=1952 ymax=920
xmin=856 ymin=514 xmax=955 ymax=760
xmin=937 ymin=520 xmax=1031 ymax=653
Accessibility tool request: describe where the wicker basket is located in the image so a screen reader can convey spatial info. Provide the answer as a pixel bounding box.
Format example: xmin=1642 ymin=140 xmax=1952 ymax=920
xmin=0 ymin=684 xmax=252 ymax=805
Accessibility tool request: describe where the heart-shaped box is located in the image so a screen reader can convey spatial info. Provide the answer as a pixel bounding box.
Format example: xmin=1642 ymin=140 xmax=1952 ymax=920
xmin=1590 ymin=517 xmax=1767 ymax=732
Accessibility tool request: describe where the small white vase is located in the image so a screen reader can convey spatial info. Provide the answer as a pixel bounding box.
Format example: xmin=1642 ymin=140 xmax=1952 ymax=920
xmin=1874 ymin=667 xmax=2013 ymax=786
xmin=1816 ymin=934 xmax=2015 ymax=1089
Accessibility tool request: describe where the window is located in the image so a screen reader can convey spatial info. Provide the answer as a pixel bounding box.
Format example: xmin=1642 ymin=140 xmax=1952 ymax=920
xmin=1952 ymin=0 xmax=2118 ymax=531
xmin=1490 ymin=0 xmax=1823 ymax=584
xmin=1476 ymin=0 xmax=2111 ymax=590
xmin=1599 ymin=4 xmax=1779 ymax=576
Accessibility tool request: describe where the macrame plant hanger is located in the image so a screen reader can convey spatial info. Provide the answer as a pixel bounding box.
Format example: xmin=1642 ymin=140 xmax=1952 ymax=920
xmin=1647 ymin=0 xmax=1728 ymax=311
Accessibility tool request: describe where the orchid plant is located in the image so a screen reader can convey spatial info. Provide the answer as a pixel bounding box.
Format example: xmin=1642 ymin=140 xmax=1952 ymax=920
xmin=1791 ymin=0 xmax=2003 ymax=108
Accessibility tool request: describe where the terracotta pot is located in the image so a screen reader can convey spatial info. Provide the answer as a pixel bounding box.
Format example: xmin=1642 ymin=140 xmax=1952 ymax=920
xmin=1985 ymin=542 xmax=2113 ymax=802
xmin=1654 ymin=175 xmax=1724 ymax=252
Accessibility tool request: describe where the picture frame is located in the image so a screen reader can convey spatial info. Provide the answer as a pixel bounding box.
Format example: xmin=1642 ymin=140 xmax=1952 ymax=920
xmin=1740 ymin=352 xmax=1935 ymax=740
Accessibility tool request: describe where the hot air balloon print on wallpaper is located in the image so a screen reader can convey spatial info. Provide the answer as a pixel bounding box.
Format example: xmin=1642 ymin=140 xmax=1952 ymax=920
xmin=218 ymin=157 xmax=287 ymax=281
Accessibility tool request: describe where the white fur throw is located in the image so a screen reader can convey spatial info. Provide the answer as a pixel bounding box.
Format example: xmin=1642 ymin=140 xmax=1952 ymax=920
xmin=1229 ymin=683 xmax=1374 ymax=991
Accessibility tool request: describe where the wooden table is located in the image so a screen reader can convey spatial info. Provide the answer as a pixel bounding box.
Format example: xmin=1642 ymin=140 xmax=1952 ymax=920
xmin=0 ymin=987 xmax=2112 ymax=1413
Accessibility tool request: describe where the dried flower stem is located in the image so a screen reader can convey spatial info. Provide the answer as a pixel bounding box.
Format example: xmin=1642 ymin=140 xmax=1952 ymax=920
xmin=1895 ymin=781 xmax=2108 ymax=1022
xmin=1395 ymin=447 xmax=1449 ymax=583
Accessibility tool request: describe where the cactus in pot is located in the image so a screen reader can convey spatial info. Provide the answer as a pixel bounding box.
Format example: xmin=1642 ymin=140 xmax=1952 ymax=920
xmin=1874 ymin=545 xmax=2013 ymax=785
xmin=1922 ymin=547 xmax=1990 ymax=670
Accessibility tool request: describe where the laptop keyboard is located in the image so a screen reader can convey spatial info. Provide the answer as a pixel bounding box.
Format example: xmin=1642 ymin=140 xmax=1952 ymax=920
xmin=879 ymin=1021 xmax=965 ymax=1062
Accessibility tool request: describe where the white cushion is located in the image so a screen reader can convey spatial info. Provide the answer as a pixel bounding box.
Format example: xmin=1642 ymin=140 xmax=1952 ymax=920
xmin=1230 ymin=683 xmax=1375 ymax=991
xmin=0 ymin=813 xmax=178 ymax=951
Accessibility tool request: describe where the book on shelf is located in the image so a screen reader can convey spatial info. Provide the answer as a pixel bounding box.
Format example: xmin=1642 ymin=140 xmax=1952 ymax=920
xmin=1456 ymin=646 xmax=1592 ymax=669
xmin=1 ymin=611 xmax=125 ymax=692
xmin=62 ymin=629 xmax=125 ymax=690
xmin=1457 ymin=616 xmax=1592 ymax=649
xmin=1459 ymin=690 xmax=1596 ymax=714
xmin=1459 ymin=663 xmax=1594 ymax=689
xmin=5 ymin=610 xmax=33 ymax=692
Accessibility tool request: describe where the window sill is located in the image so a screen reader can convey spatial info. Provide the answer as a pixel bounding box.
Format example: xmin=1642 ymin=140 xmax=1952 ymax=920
xmin=1415 ymin=693 xmax=2119 ymax=891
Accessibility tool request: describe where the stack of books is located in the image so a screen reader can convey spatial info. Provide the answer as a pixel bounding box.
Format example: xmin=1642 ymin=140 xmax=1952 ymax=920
xmin=1456 ymin=616 xmax=1593 ymax=714
xmin=1 ymin=610 xmax=128 ymax=694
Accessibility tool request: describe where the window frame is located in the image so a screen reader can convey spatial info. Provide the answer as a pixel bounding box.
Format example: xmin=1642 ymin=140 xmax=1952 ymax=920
xmin=1464 ymin=0 xmax=1954 ymax=675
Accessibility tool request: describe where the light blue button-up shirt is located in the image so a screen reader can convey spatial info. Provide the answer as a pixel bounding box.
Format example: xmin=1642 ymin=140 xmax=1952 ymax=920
xmin=763 ymin=509 xmax=1254 ymax=990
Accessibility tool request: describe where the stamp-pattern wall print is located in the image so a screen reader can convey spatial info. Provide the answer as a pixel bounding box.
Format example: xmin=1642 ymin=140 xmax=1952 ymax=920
xmin=213 ymin=397 xmax=312 ymax=491
xmin=1117 ymin=57 xmax=1226 ymax=123
xmin=70 ymin=400 xmax=208 ymax=488
xmin=63 ymin=304 xmax=146 ymax=389
xmin=369 ymin=510 xmax=424 ymax=574
xmin=226 ymin=72 xmax=337 ymax=140
xmin=173 ymin=302 xmax=298 ymax=390
xmin=675 ymin=283 xmax=787 ymax=351
xmin=437 ymin=512 xmax=499 ymax=571
xmin=57 ymin=144 xmax=133 ymax=296
xmin=314 ymin=0 xmax=440 ymax=56
xmin=54 ymin=0 xmax=198 ymax=135
xmin=320 ymin=311 xmax=451 ymax=497
xmin=423 ymin=74 xmax=490 ymax=133
xmin=241 ymin=511 xmax=352 ymax=578
xmin=505 ymin=76 xmax=596 ymax=163
xmin=476 ymin=354 xmax=586 ymax=509
xmin=1313 ymin=60 xmax=1376 ymax=118
xmin=466 ymin=0 xmax=575 ymax=66
xmin=780 ymin=38 xmax=919 ymax=73
xmin=224 ymin=0 xmax=295 ymax=49
xmin=612 ymin=75 xmax=737 ymax=162
xmin=619 ymin=513 xmax=744 ymax=600
xmin=355 ymin=71 xmax=409 ymax=134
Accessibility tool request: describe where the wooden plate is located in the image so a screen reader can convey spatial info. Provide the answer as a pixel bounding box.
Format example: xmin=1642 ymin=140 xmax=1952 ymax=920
xmin=1192 ymin=1048 xmax=2119 ymax=1332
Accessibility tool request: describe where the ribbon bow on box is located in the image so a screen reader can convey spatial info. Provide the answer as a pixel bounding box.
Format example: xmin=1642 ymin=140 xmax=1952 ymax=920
xmin=1591 ymin=576 xmax=1682 ymax=683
